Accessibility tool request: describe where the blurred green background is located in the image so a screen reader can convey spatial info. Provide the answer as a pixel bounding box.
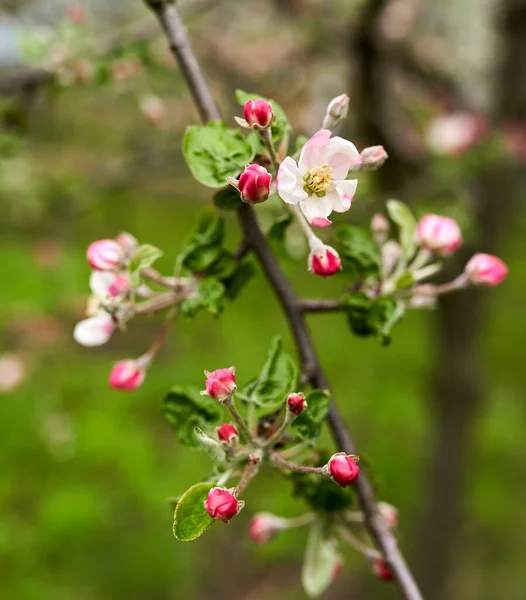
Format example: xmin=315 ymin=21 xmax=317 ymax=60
xmin=1 ymin=1 xmax=525 ymax=599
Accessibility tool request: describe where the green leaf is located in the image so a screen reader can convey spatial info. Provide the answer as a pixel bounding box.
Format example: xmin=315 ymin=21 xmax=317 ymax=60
xmin=302 ymin=520 xmax=341 ymax=597
xmin=180 ymin=209 xmax=225 ymax=274
xmin=336 ymin=225 xmax=380 ymax=279
xmin=386 ymin=199 xmax=417 ymax=257
xmin=129 ymin=244 xmax=163 ymax=286
xmin=235 ymin=90 xmax=291 ymax=144
xmin=291 ymin=469 xmax=355 ymax=512
xmin=395 ymin=272 xmax=414 ymax=289
xmin=377 ymin=300 xmax=405 ymax=345
xmin=183 ymin=120 xmax=255 ymax=188
xmin=267 ymin=212 xmax=294 ymax=250
xmin=194 ymin=427 xmax=227 ymax=463
xmin=222 ymin=260 xmax=256 ymax=300
xmin=344 ymin=293 xmax=403 ymax=345
xmin=180 ymin=278 xmax=226 ymax=318
xmin=213 ymin=186 xmax=243 ymax=211
xmin=173 ymin=482 xmax=215 ymax=541
xmin=238 ymin=337 xmax=298 ymax=409
xmin=291 ymin=390 xmax=331 ymax=442
xmin=163 ymin=385 xmax=221 ymax=446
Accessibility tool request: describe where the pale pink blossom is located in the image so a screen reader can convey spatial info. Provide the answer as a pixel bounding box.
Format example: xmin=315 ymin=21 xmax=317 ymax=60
xmin=73 ymin=311 xmax=115 ymax=347
xmin=426 ymin=113 xmax=487 ymax=156
xmin=90 ymin=271 xmax=131 ymax=300
xmin=465 ymin=253 xmax=508 ymax=286
xmin=415 ymin=214 xmax=462 ymax=256
xmin=276 ymin=129 xmax=361 ymax=227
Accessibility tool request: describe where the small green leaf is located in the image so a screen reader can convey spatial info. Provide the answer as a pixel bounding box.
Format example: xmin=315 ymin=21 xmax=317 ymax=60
xmin=291 ymin=390 xmax=331 ymax=442
xmin=213 ymin=186 xmax=243 ymax=211
xmin=163 ymin=385 xmax=221 ymax=446
xmin=344 ymin=293 xmax=403 ymax=345
xmin=129 ymin=244 xmax=163 ymax=286
xmin=302 ymin=520 xmax=341 ymax=597
xmin=173 ymin=482 xmax=215 ymax=541
xmin=386 ymin=199 xmax=417 ymax=257
xmin=336 ymin=225 xmax=380 ymax=279
xmin=238 ymin=337 xmax=298 ymax=409
xmin=180 ymin=209 xmax=225 ymax=274
xmin=395 ymin=272 xmax=414 ymax=289
xmin=267 ymin=212 xmax=294 ymax=250
xmin=180 ymin=278 xmax=226 ymax=318
xmin=194 ymin=427 xmax=227 ymax=463
xmin=183 ymin=120 xmax=255 ymax=188
xmin=222 ymin=260 xmax=256 ymax=300
xmin=235 ymin=90 xmax=291 ymax=144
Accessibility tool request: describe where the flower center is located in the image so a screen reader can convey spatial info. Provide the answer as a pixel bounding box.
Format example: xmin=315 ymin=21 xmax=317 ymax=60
xmin=303 ymin=164 xmax=333 ymax=196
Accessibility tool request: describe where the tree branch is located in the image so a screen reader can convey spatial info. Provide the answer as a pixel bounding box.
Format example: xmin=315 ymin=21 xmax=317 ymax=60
xmin=300 ymin=299 xmax=344 ymax=313
xmin=143 ymin=2 xmax=423 ymax=598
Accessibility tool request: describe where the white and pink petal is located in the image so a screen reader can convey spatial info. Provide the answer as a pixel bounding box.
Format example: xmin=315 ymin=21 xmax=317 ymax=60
xmin=333 ymin=179 xmax=358 ymax=213
xmin=276 ymin=157 xmax=309 ymax=205
xmin=73 ymin=312 xmax=115 ymax=347
xmin=298 ymin=129 xmax=332 ymax=173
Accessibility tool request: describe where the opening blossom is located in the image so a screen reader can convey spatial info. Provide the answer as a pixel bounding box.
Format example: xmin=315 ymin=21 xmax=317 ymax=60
xmin=86 ymin=239 xmax=123 ymax=271
xmin=415 ymin=214 xmax=462 ymax=256
xmin=73 ymin=311 xmax=115 ymax=347
xmin=277 ymin=129 xmax=361 ymax=227
xmin=90 ymin=271 xmax=130 ymax=301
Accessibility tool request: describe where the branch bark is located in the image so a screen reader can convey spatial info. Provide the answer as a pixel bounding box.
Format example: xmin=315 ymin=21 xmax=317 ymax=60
xmin=143 ymin=2 xmax=423 ymax=598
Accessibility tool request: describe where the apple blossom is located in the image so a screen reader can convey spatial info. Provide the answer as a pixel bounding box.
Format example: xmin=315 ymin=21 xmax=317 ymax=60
xmin=415 ymin=214 xmax=462 ymax=256
xmin=377 ymin=502 xmax=399 ymax=529
xmin=204 ymin=487 xmax=243 ymax=522
xmin=86 ymin=239 xmax=123 ymax=271
xmin=248 ymin=513 xmax=288 ymax=544
xmin=116 ymin=232 xmax=139 ymax=255
xmin=276 ymin=129 xmax=361 ymax=227
xmin=201 ymin=367 xmax=236 ymax=401
xmin=308 ymin=244 xmax=342 ymax=277
xmin=73 ymin=311 xmax=115 ymax=347
xmin=426 ymin=112 xmax=487 ymax=156
xmin=216 ymin=423 xmax=239 ymax=443
xmin=243 ymin=99 xmax=273 ymax=129
xmin=327 ymin=453 xmax=360 ymax=487
xmin=465 ymin=253 xmax=508 ymax=286
xmin=237 ymin=164 xmax=272 ymax=204
xmin=361 ymin=145 xmax=388 ymax=170
xmin=109 ymin=359 xmax=145 ymax=391
xmin=90 ymin=271 xmax=130 ymax=300
xmin=287 ymin=392 xmax=308 ymax=416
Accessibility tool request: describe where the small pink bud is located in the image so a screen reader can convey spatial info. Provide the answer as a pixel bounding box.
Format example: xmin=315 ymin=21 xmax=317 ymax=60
xmin=116 ymin=232 xmax=139 ymax=255
xmin=371 ymin=213 xmax=390 ymax=234
xmin=109 ymin=359 xmax=145 ymax=392
xmin=204 ymin=487 xmax=243 ymax=522
xmin=326 ymin=94 xmax=349 ymax=123
xmin=86 ymin=239 xmax=123 ymax=271
xmin=426 ymin=113 xmax=487 ymax=156
xmin=361 ymin=145 xmax=388 ymax=169
xmin=112 ymin=58 xmax=141 ymax=83
xmin=308 ymin=245 xmax=342 ymax=277
xmin=415 ymin=214 xmax=462 ymax=256
xmin=327 ymin=453 xmax=360 ymax=487
xmin=374 ymin=558 xmax=394 ymax=582
xmin=140 ymin=95 xmax=167 ymax=127
xmin=287 ymin=392 xmax=307 ymax=416
xmin=216 ymin=423 xmax=239 ymax=443
xmin=465 ymin=253 xmax=508 ymax=287
xmin=377 ymin=502 xmax=399 ymax=529
xmin=237 ymin=164 xmax=272 ymax=204
xmin=248 ymin=513 xmax=287 ymax=544
xmin=201 ymin=367 xmax=236 ymax=402
xmin=243 ymin=99 xmax=274 ymax=129
xmin=66 ymin=3 xmax=87 ymax=24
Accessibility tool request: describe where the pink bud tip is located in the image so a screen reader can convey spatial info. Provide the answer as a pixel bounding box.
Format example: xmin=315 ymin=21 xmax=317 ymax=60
xmin=109 ymin=360 xmax=145 ymax=392
xmin=248 ymin=513 xmax=286 ymax=544
xmin=309 ymin=245 xmax=342 ymax=277
xmin=204 ymin=487 xmax=242 ymax=522
xmin=116 ymin=232 xmax=138 ymax=255
xmin=465 ymin=253 xmax=508 ymax=286
xmin=202 ymin=367 xmax=236 ymax=402
xmin=377 ymin=502 xmax=399 ymax=529
xmin=287 ymin=393 xmax=307 ymax=416
xmin=327 ymin=453 xmax=360 ymax=487
xmin=415 ymin=214 xmax=462 ymax=256
xmin=86 ymin=239 xmax=124 ymax=271
xmin=374 ymin=558 xmax=394 ymax=582
xmin=371 ymin=213 xmax=390 ymax=233
xmin=238 ymin=164 xmax=272 ymax=204
xmin=243 ymin=99 xmax=274 ymax=129
xmin=326 ymin=94 xmax=350 ymax=121
xmin=361 ymin=145 xmax=388 ymax=169
xmin=216 ymin=423 xmax=239 ymax=443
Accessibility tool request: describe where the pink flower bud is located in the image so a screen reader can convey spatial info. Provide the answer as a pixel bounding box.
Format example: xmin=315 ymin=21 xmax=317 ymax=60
xmin=66 ymin=3 xmax=87 ymax=24
xmin=109 ymin=359 xmax=145 ymax=392
xmin=216 ymin=423 xmax=239 ymax=443
xmin=201 ymin=367 xmax=236 ymax=402
xmin=327 ymin=453 xmax=360 ymax=487
xmin=204 ymin=487 xmax=243 ymax=522
xmin=361 ymin=145 xmax=388 ymax=169
xmin=116 ymin=232 xmax=138 ymax=255
xmin=371 ymin=213 xmax=389 ymax=234
xmin=374 ymin=558 xmax=394 ymax=582
xmin=248 ymin=512 xmax=287 ymax=544
xmin=86 ymin=239 xmax=123 ymax=271
xmin=287 ymin=392 xmax=307 ymax=416
xmin=237 ymin=164 xmax=272 ymax=204
xmin=415 ymin=214 xmax=462 ymax=256
xmin=426 ymin=113 xmax=487 ymax=156
xmin=326 ymin=94 xmax=349 ymax=123
xmin=465 ymin=253 xmax=508 ymax=287
xmin=140 ymin=95 xmax=167 ymax=127
xmin=377 ymin=502 xmax=399 ymax=529
xmin=308 ymin=245 xmax=342 ymax=277
xmin=243 ymin=99 xmax=274 ymax=129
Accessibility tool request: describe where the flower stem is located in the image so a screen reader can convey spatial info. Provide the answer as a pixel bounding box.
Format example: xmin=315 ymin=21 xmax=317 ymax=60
xmin=223 ymin=396 xmax=254 ymax=444
xmin=284 ymin=512 xmax=316 ymax=529
xmin=260 ymin=128 xmax=280 ymax=170
xmin=290 ymin=204 xmax=323 ymax=250
xmin=235 ymin=457 xmax=261 ymax=495
xmin=270 ymin=453 xmax=325 ymax=474
xmin=338 ymin=526 xmax=381 ymax=560
xmin=263 ymin=410 xmax=295 ymax=448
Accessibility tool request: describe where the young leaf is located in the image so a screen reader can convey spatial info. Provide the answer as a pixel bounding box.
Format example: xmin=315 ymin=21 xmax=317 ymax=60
xmin=179 ymin=209 xmax=225 ymax=274
xmin=291 ymin=390 xmax=331 ymax=442
xmin=213 ymin=186 xmax=243 ymax=211
xmin=179 ymin=278 xmax=226 ymax=318
xmin=194 ymin=427 xmax=227 ymax=463
xmin=183 ymin=120 xmax=255 ymax=188
xmin=238 ymin=337 xmax=297 ymax=409
xmin=173 ymin=482 xmax=215 ymax=541
xmin=290 ymin=470 xmax=355 ymax=512
xmin=129 ymin=244 xmax=163 ymax=285
xmin=344 ymin=293 xmax=403 ymax=345
xmin=235 ymin=90 xmax=291 ymax=144
xmin=222 ymin=260 xmax=256 ymax=300
xmin=336 ymin=225 xmax=380 ymax=279
xmin=302 ymin=520 xmax=341 ymax=597
xmin=386 ymin=199 xmax=417 ymax=257
xmin=163 ymin=385 xmax=221 ymax=446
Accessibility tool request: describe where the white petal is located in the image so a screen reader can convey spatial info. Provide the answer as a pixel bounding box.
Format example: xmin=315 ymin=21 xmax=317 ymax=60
xmin=319 ymin=137 xmax=361 ymax=179
xmin=299 ymin=195 xmax=334 ymax=226
xmin=89 ymin=271 xmax=113 ymax=299
xmin=276 ymin=157 xmax=308 ymax=205
xmin=298 ymin=129 xmax=332 ymax=173
xmin=74 ymin=313 xmax=115 ymax=347
xmin=332 ymin=179 xmax=358 ymax=213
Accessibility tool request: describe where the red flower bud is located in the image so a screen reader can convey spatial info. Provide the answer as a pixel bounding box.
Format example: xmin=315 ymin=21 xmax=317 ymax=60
xmin=109 ymin=359 xmax=145 ymax=392
xmin=415 ymin=214 xmax=462 ymax=256
xmin=308 ymin=245 xmax=342 ymax=277
xmin=248 ymin=513 xmax=287 ymax=544
xmin=201 ymin=367 xmax=236 ymax=402
xmin=204 ymin=487 xmax=243 ymax=522
xmin=86 ymin=239 xmax=124 ymax=271
xmin=465 ymin=253 xmax=508 ymax=287
xmin=216 ymin=423 xmax=239 ymax=443
xmin=327 ymin=453 xmax=360 ymax=487
xmin=243 ymin=99 xmax=274 ymax=129
xmin=237 ymin=164 xmax=272 ymax=204
xmin=374 ymin=558 xmax=394 ymax=581
xmin=287 ymin=392 xmax=307 ymax=416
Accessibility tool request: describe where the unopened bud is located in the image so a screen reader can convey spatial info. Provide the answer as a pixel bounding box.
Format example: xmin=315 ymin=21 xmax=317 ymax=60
xmin=248 ymin=513 xmax=288 ymax=544
xmin=116 ymin=232 xmax=139 ymax=255
xmin=373 ymin=558 xmax=394 ymax=582
xmin=140 ymin=95 xmax=167 ymax=127
xmin=361 ymin=145 xmax=388 ymax=170
xmin=201 ymin=367 xmax=236 ymax=402
xmin=308 ymin=245 xmax=342 ymax=277
xmin=86 ymin=239 xmax=123 ymax=271
xmin=243 ymin=99 xmax=274 ymax=130
xmin=465 ymin=253 xmax=508 ymax=287
xmin=109 ymin=359 xmax=145 ymax=391
xmin=204 ymin=487 xmax=244 ymax=522
xmin=323 ymin=93 xmax=350 ymax=129
xmin=327 ymin=452 xmax=360 ymax=487
xmin=237 ymin=164 xmax=272 ymax=204
xmin=371 ymin=213 xmax=389 ymax=234
xmin=377 ymin=502 xmax=399 ymax=529
xmin=415 ymin=214 xmax=462 ymax=256
xmin=73 ymin=311 xmax=115 ymax=347
xmin=216 ymin=423 xmax=239 ymax=444
xmin=287 ymin=392 xmax=307 ymax=416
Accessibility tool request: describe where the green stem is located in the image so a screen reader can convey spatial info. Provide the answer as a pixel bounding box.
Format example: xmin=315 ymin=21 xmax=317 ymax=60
xmin=270 ymin=453 xmax=326 ymax=474
xmin=260 ymin=128 xmax=280 ymax=170
xmin=223 ymin=396 xmax=253 ymax=444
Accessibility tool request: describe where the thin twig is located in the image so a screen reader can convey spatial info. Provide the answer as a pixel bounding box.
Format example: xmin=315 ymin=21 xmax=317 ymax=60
xmin=270 ymin=453 xmax=326 ymax=474
xmin=300 ymin=299 xmax=344 ymax=313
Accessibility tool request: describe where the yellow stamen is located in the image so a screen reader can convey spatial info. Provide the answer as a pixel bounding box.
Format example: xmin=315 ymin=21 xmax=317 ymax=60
xmin=304 ymin=163 xmax=333 ymax=195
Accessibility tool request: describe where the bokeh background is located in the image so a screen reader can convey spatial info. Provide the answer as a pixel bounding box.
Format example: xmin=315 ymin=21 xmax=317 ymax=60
xmin=0 ymin=1 xmax=525 ymax=599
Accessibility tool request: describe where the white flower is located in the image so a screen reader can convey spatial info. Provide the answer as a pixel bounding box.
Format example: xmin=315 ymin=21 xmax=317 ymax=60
xmin=89 ymin=271 xmax=130 ymax=301
xmin=73 ymin=311 xmax=115 ymax=347
xmin=276 ymin=129 xmax=361 ymax=227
